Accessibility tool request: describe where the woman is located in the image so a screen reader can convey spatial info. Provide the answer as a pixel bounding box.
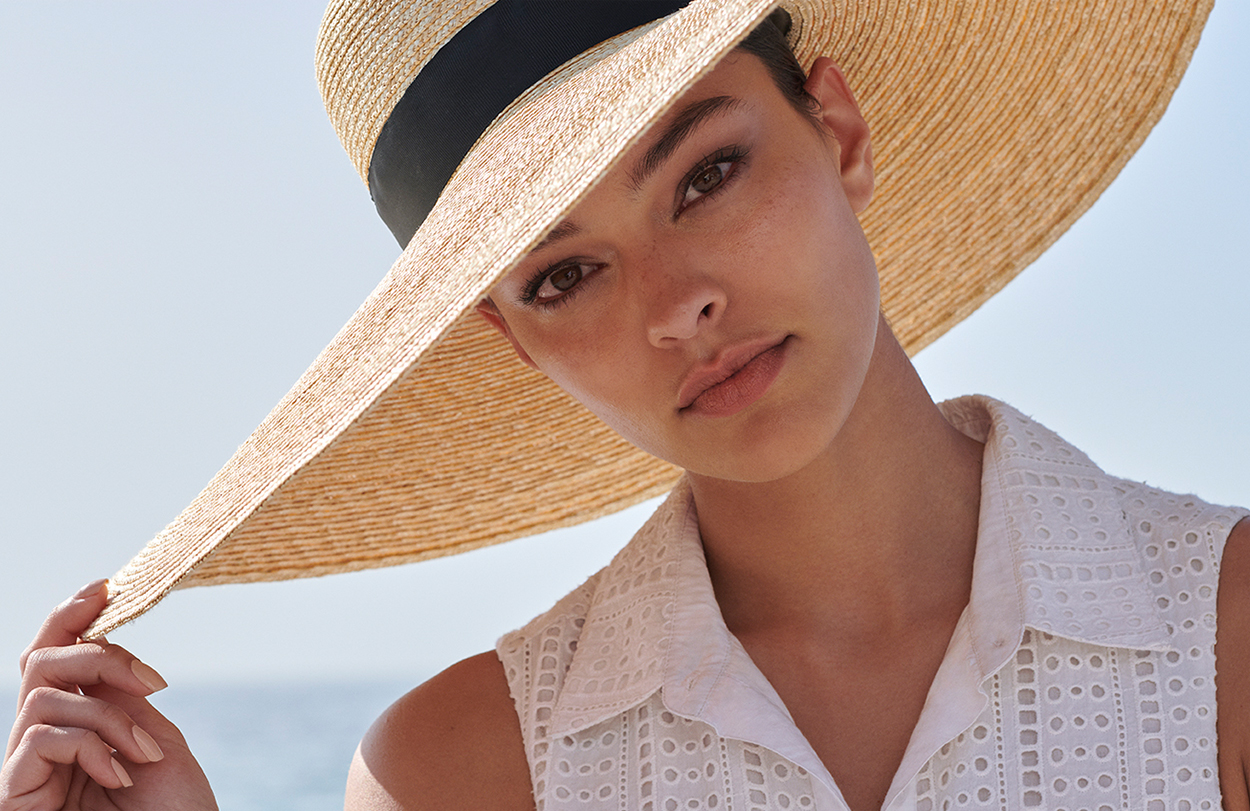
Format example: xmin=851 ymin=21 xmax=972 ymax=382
xmin=3 ymin=1 xmax=1248 ymax=809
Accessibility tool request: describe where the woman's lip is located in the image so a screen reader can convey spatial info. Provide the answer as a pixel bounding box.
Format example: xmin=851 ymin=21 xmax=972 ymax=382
xmin=678 ymin=337 xmax=789 ymax=417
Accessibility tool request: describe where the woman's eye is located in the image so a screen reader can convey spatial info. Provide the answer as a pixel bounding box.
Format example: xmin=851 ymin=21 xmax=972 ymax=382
xmin=549 ymin=264 xmax=583 ymax=292
xmin=682 ymin=160 xmax=734 ymax=207
xmin=526 ymin=261 xmax=599 ymax=306
xmin=676 ymin=146 xmax=749 ymax=214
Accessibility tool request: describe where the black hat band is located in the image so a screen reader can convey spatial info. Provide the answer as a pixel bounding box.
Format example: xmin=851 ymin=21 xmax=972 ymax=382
xmin=368 ymin=0 xmax=689 ymax=247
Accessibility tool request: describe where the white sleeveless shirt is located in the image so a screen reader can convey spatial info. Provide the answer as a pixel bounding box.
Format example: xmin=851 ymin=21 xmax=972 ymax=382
xmin=497 ymin=397 xmax=1248 ymax=810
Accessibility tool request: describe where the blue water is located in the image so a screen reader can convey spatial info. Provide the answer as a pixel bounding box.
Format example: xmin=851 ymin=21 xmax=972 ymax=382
xmin=158 ymin=680 xmax=415 ymax=811
xmin=3 ymin=679 xmax=418 ymax=811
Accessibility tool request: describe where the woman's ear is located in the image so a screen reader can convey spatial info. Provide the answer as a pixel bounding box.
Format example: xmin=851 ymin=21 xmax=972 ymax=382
xmin=475 ymin=299 xmax=540 ymax=370
xmin=804 ymin=56 xmax=874 ymax=213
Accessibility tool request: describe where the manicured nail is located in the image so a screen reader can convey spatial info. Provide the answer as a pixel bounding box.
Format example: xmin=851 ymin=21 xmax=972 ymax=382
xmin=111 ymin=757 xmax=133 ymax=788
xmin=133 ymin=725 xmax=164 ymax=762
xmin=75 ymin=578 xmax=108 ymax=599
xmin=131 ymin=660 xmax=168 ymax=693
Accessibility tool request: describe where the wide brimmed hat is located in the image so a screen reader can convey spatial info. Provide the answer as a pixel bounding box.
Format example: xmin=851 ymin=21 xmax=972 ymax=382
xmin=88 ymin=0 xmax=1213 ymax=636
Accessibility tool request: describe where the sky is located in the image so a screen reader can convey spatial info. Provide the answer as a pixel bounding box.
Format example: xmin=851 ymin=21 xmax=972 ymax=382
xmin=1 ymin=2 xmax=1247 ymax=695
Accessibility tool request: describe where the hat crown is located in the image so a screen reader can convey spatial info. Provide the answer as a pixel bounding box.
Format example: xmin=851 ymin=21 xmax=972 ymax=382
xmin=316 ymin=0 xmax=497 ymax=185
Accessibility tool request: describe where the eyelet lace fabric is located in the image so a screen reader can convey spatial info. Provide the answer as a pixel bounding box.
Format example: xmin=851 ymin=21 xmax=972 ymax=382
xmin=497 ymin=396 xmax=1248 ymax=810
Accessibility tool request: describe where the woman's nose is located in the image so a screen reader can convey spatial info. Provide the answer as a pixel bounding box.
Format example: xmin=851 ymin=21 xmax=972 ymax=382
xmin=645 ymin=273 xmax=727 ymax=348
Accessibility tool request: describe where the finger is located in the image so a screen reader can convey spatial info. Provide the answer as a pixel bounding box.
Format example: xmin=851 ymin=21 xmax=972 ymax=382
xmin=81 ymin=681 xmax=193 ymax=754
xmin=17 ymin=686 xmax=164 ymax=765
xmin=20 ymin=642 xmax=166 ymax=704
xmin=0 ymin=724 xmax=131 ymax=802
xmin=19 ymin=580 xmax=109 ymax=674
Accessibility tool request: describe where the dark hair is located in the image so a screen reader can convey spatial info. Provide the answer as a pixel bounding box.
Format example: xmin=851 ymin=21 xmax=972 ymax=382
xmin=736 ymin=10 xmax=822 ymax=122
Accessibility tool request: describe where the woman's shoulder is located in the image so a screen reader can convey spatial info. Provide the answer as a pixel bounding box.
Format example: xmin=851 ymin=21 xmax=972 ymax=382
xmin=345 ymin=651 xmax=534 ymax=811
xmin=1218 ymin=517 xmax=1250 ymax=810
xmin=342 ymin=494 xmax=669 ymax=811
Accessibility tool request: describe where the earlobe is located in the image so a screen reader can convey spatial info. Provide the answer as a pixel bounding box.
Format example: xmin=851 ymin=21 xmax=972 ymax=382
xmin=804 ymin=57 xmax=874 ymax=213
xmin=475 ymin=299 xmax=540 ymax=371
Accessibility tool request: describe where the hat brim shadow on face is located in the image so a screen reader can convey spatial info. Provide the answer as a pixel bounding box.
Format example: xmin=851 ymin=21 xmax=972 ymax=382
xmin=88 ymin=0 xmax=1213 ymax=637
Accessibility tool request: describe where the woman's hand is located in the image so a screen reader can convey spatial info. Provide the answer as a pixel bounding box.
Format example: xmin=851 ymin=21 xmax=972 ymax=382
xmin=1 ymin=580 xmax=217 ymax=811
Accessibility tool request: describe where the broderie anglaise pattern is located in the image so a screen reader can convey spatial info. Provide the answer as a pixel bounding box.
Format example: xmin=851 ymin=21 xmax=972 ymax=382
xmin=498 ymin=397 xmax=1247 ymax=810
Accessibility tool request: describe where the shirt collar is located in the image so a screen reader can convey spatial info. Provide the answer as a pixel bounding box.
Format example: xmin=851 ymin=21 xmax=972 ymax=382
xmin=549 ymin=476 xmax=836 ymax=782
xmin=547 ymin=479 xmax=694 ymax=736
xmin=549 ymin=396 xmax=1174 ymax=740
xmin=943 ymin=395 xmax=1174 ymax=684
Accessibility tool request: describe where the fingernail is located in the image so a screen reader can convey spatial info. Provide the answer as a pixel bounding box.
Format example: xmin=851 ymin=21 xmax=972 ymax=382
xmin=75 ymin=578 xmax=108 ymax=599
xmin=133 ymin=725 xmax=164 ymax=762
xmin=111 ymin=757 xmax=133 ymax=788
xmin=131 ymin=660 xmax=168 ymax=693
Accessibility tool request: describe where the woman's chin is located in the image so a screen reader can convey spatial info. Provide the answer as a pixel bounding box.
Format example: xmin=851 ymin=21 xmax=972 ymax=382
xmin=673 ymin=423 xmax=841 ymax=485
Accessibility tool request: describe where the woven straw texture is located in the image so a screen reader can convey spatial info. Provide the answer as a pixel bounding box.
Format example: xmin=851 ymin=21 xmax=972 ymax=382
xmin=89 ymin=0 xmax=1212 ymax=636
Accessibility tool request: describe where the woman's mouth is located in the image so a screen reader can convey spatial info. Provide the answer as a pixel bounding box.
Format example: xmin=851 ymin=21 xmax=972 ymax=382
xmin=678 ymin=336 xmax=789 ymax=417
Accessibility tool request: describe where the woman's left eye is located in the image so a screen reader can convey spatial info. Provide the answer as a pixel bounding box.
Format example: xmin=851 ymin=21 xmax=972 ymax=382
xmin=683 ymin=162 xmax=732 ymax=204
xmin=678 ymin=148 xmax=746 ymax=212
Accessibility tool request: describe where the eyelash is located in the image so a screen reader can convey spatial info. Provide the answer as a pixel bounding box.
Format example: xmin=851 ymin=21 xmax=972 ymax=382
xmin=518 ymin=259 xmax=601 ymax=309
xmin=519 ymin=145 xmax=750 ymax=309
xmin=675 ymin=145 xmax=749 ymax=216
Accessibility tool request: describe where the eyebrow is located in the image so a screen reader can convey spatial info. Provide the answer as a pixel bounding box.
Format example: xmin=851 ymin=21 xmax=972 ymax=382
xmin=529 ymin=219 xmax=582 ymax=254
xmin=628 ymin=95 xmax=745 ymax=192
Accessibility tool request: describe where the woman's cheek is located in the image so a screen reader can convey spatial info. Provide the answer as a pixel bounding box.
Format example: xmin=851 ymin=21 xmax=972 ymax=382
xmin=526 ymin=319 xmax=626 ymax=401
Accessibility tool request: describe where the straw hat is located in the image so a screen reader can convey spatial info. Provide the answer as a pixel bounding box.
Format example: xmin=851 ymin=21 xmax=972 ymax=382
xmin=87 ymin=0 xmax=1213 ymax=636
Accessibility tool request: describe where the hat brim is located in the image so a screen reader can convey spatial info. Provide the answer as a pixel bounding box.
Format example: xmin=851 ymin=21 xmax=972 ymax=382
xmin=88 ymin=0 xmax=1213 ymax=636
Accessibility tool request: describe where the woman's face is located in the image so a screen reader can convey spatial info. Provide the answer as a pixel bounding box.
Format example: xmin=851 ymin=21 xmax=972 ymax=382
xmin=481 ymin=51 xmax=880 ymax=482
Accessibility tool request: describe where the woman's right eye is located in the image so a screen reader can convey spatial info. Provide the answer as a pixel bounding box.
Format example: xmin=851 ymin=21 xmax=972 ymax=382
xmin=522 ymin=261 xmax=600 ymax=307
xmin=547 ymin=264 xmax=584 ymax=293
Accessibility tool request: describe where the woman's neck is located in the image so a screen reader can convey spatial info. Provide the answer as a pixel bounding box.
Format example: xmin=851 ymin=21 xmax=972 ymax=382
xmin=687 ymin=318 xmax=984 ymax=644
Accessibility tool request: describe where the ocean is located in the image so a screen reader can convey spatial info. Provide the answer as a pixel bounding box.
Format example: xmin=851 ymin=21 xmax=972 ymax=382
xmin=5 ymin=679 xmax=419 ymax=811
xmin=160 ymin=679 xmax=417 ymax=810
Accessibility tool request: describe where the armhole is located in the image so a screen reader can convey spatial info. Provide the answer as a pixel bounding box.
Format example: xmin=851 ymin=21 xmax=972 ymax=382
xmin=496 ymin=629 xmax=539 ymax=768
xmin=1212 ymin=508 xmax=1250 ymax=571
